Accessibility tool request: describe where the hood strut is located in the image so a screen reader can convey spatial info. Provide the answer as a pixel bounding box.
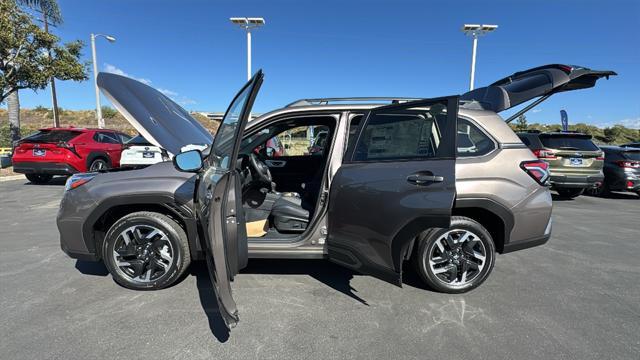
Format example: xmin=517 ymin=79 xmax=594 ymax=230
xmin=504 ymin=93 xmax=553 ymax=124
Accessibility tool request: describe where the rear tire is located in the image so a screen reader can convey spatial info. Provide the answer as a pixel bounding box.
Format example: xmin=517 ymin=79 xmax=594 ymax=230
xmin=89 ymin=158 xmax=109 ymax=171
xmin=556 ymin=188 xmax=584 ymax=199
xmin=413 ymin=216 xmax=496 ymax=294
xmin=102 ymin=211 xmax=191 ymax=290
xmin=25 ymin=173 xmax=53 ymax=184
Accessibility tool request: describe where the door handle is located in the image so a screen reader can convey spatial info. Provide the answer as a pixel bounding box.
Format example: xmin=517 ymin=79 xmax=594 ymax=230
xmin=407 ymin=174 xmax=444 ymax=185
xmin=265 ymin=160 xmax=286 ymax=168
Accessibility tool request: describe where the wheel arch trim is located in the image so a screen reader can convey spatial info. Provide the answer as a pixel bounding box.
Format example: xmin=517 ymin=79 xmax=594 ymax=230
xmin=83 ymin=194 xmax=199 ymax=259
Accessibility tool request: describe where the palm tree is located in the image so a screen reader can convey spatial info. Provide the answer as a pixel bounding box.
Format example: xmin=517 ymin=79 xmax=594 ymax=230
xmin=7 ymin=0 xmax=63 ymax=142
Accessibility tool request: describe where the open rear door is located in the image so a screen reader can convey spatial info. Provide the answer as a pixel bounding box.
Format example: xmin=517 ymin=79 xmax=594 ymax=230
xmin=460 ymin=64 xmax=616 ymax=113
xmin=196 ymin=71 xmax=263 ymax=328
xmin=327 ymin=97 xmax=458 ymax=286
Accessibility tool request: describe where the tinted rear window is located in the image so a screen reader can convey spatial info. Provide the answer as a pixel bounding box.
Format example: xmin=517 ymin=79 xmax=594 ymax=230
xmin=539 ymin=135 xmax=599 ymax=151
xmin=623 ymin=151 xmax=640 ymax=161
xmin=23 ymin=130 xmax=82 ymax=143
xmin=126 ymin=135 xmax=153 ymax=146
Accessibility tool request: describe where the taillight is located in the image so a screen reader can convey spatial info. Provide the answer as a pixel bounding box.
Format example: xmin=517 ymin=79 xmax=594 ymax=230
xmin=521 ymin=160 xmax=550 ymax=186
xmin=616 ymin=160 xmax=640 ymax=168
xmin=596 ymin=153 xmax=605 ymax=161
xmin=65 ymin=173 xmax=97 ymax=191
xmin=57 ymin=142 xmax=81 ymax=157
xmin=532 ymin=149 xmax=556 ymax=159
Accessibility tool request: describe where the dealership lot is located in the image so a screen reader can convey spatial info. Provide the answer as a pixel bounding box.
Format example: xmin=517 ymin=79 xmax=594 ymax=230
xmin=0 ymin=177 xmax=639 ymax=360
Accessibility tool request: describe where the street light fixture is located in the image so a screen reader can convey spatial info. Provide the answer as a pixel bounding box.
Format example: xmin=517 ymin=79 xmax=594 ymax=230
xmin=229 ymin=17 xmax=265 ymax=80
xmin=91 ymin=33 xmax=116 ymax=129
xmin=461 ymin=24 xmax=498 ymax=91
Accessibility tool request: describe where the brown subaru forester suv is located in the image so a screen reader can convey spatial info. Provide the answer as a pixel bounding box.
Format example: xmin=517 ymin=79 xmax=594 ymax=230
xmin=58 ymin=64 xmax=614 ymax=328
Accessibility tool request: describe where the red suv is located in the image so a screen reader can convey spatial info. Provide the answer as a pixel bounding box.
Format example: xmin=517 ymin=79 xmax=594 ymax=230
xmin=12 ymin=127 xmax=131 ymax=184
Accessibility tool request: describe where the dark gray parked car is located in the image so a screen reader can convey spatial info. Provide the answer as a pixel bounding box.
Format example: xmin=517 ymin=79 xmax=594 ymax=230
xmin=591 ymin=146 xmax=640 ymax=197
xmin=58 ymin=64 xmax=614 ymax=328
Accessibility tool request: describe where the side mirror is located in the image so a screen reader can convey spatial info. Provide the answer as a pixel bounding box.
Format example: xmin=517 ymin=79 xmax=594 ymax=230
xmin=173 ymin=150 xmax=203 ymax=172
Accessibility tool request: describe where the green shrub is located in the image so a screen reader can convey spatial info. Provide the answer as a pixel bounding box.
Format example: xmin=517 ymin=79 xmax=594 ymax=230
xmin=101 ymin=106 xmax=118 ymax=119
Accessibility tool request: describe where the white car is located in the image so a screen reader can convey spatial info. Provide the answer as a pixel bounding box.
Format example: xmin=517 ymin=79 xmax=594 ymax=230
xmin=119 ymin=135 xmax=169 ymax=167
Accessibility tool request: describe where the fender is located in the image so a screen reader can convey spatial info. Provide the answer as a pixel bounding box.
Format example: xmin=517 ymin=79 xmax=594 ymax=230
xmin=83 ymin=193 xmax=200 ymax=259
xmin=454 ymin=197 xmax=514 ymax=251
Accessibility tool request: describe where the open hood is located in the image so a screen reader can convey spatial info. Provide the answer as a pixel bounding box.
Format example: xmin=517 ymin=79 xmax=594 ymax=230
xmin=97 ymin=72 xmax=213 ymax=155
xmin=461 ymin=64 xmax=616 ymax=113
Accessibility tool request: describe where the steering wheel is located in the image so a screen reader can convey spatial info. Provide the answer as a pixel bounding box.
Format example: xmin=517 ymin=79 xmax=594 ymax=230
xmin=249 ymin=153 xmax=273 ymax=184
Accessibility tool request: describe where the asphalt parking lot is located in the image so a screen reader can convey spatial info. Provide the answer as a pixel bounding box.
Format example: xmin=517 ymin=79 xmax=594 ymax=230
xmin=0 ymin=176 xmax=639 ymax=360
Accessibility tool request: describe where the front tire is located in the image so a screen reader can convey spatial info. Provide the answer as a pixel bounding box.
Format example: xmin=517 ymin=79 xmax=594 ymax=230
xmin=556 ymin=188 xmax=584 ymax=199
xmin=25 ymin=173 xmax=53 ymax=184
xmin=102 ymin=211 xmax=191 ymax=290
xmin=413 ymin=216 xmax=496 ymax=293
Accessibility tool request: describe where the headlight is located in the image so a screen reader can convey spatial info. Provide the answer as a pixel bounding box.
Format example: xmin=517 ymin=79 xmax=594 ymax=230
xmin=65 ymin=172 xmax=98 ymax=191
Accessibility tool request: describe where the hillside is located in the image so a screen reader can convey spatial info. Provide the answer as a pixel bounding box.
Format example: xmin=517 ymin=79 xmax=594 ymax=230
xmin=1 ymin=107 xmax=638 ymax=147
xmin=0 ymin=108 xmax=220 ymax=147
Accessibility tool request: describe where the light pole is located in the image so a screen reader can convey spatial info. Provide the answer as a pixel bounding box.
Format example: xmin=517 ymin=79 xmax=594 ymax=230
xmin=461 ymin=24 xmax=498 ymax=91
xmin=229 ymin=17 xmax=265 ymax=80
xmin=91 ymin=33 xmax=116 ymax=128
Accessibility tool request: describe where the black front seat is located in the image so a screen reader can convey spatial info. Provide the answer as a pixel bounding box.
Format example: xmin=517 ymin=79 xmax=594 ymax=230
xmin=271 ymin=195 xmax=309 ymax=233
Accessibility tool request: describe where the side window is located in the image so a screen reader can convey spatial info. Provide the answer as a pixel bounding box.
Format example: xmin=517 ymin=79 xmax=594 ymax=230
xmin=117 ymin=133 xmax=132 ymax=143
xmin=456 ymin=119 xmax=495 ymax=157
xmin=519 ymin=136 xmax=532 ymax=147
xmin=353 ymin=106 xmax=447 ymax=162
xmin=347 ymin=115 xmax=363 ymax=147
xmin=94 ymin=132 xmax=120 ymax=144
xmin=256 ymin=125 xmax=330 ymax=158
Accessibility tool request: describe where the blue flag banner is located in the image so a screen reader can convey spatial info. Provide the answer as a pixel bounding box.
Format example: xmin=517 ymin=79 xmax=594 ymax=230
xmin=560 ymin=110 xmax=569 ymax=132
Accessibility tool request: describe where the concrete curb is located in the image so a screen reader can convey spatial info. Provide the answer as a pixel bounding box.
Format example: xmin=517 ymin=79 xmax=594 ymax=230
xmin=0 ymin=175 xmax=25 ymax=182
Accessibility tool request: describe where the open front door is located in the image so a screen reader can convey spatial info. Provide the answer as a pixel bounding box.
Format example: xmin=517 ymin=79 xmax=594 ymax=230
xmin=327 ymin=97 xmax=458 ymax=286
xmin=196 ymin=71 xmax=263 ymax=328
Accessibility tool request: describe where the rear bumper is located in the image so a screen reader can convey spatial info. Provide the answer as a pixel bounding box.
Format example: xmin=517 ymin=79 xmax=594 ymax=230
xmin=13 ymin=161 xmax=79 ymax=175
xmin=550 ymin=173 xmax=604 ymax=189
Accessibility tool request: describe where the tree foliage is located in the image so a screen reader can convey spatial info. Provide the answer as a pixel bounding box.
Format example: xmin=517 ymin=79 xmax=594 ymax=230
xmin=509 ymin=121 xmax=640 ymax=145
xmin=0 ymin=0 xmax=88 ymax=102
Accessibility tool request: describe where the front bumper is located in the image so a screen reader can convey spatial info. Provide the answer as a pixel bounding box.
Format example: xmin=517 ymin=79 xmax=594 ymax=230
xmin=13 ymin=161 xmax=79 ymax=175
xmin=57 ymin=185 xmax=99 ymax=261
xmin=550 ymin=173 xmax=604 ymax=189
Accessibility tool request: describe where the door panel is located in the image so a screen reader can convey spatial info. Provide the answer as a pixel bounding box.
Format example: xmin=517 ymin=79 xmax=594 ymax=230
xmin=196 ymin=70 xmax=263 ymax=329
xmin=327 ymin=97 xmax=458 ymax=286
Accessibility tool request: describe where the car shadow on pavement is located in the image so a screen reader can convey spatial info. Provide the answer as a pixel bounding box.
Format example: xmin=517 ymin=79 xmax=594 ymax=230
xmin=22 ymin=176 xmax=68 ymax=186
xmin=190 ymin=263 xmax=231 ymax=342
xmin=241 ymin=259 xmax=370 ymax=306
xmin=74 ymin=260 xmax=109 ymax=276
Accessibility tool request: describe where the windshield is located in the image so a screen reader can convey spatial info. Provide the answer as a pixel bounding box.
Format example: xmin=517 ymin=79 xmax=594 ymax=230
xmin=125 ymin=134 xmax=153 ymax=146
xmin=539 ymin=135 xmax=599 ymax=151
xmin=22 ymin=130 xmax=82 ymax=143
xmin=209 ymin=78 xmax=258 ymax=170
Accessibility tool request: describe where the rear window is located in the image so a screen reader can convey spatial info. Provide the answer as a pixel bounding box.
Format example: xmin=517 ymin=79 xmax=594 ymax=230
xmin=22 ymin=130 xmax=82 ymax=143
xmin=539 ymin=135 xmax=599 ymax=151
xmin=126 ymin=135 xmax=153 ymax=146
xmin=622 ymin=151 xmax=640 ymax=161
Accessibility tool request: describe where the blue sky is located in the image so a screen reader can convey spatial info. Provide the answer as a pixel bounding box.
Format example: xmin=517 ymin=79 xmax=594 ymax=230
xmin=9 ymin=0 xmax=640 ymax=128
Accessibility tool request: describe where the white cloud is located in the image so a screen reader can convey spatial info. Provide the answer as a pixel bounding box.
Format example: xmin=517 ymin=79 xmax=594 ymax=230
xmin=532 ymin=109 xmax=542 ymax=113
xmin=103 ymin=63 xmax=152 ymax=85
xmin=596 ymin=117 xmax=640 ymax=129
xmin=102 ymin=64 xmax=196 ymax=107
xmin=157 ymin=88 xmax=178 ymax=97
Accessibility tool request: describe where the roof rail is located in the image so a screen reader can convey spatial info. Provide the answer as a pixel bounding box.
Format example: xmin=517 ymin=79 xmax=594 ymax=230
xmin=285 ymin=97 xmax=421 ymax=108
